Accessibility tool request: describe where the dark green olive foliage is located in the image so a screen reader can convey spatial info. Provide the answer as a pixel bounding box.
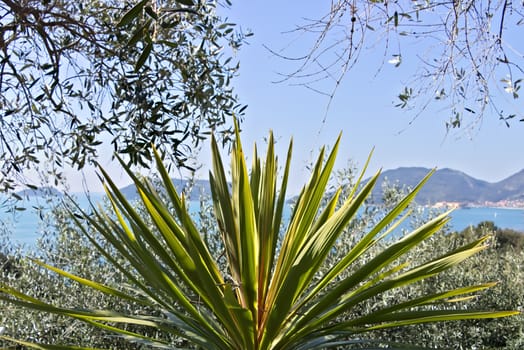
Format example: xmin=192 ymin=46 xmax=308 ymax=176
xmin=0 ymin=0 xmax=250 ymax=194
xmin=362 ymin=222 xmax=524 ymax=349
xmin=0 ymin=252 xmax=21 ymax=279
xmin=0 ymin=198 xmax=175 ymax=348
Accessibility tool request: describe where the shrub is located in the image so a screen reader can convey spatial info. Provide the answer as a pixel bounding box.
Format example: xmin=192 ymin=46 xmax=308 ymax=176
xmin=0 ymin=128 xmax=518 ymax=349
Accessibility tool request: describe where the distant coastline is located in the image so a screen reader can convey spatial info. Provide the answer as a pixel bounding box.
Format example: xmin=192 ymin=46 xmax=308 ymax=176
xmin=372 ymin=167 xmax=524 ymax=208
xmin=4 ymin=201 xmax=523 ymax=249
xmin=9 ymin=166 xmax=524 ymax=209
xmin=14 ymin=186 xmax=63 ymax=198
xmin=432 ymin=200 xmax=524 ymax=210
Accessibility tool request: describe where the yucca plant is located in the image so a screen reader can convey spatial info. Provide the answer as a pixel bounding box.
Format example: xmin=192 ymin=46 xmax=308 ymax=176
xmin=0 ymin=126 xmax=518 ymax=349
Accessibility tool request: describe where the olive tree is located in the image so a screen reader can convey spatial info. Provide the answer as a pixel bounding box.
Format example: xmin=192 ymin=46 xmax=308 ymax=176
xmin=0 ymin=0 xmax=249 ymax=193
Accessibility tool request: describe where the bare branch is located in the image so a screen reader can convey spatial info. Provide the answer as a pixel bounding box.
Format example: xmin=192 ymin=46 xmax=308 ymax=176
xmin=272 ymin=0 xmax=524 ymax=130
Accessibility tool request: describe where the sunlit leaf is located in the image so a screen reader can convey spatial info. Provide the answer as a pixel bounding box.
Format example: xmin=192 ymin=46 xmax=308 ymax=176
xmin=117 ymin=0 xmax=149 ymax=27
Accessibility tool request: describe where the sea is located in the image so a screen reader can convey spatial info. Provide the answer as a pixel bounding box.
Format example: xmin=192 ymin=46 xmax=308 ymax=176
xmin=1 ymin=194 xmax=523 ymax=248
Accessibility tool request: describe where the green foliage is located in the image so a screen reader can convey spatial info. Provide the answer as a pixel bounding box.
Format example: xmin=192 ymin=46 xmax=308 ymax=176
xmin=0 ymin=0 xmax=249 ymax=193
xmin=0 ymin=252 xmax=19 ymax=278
xmin=0 ymin=199 xmax=163 ymax=347
xmin=0 ymin=129 xmax=518 ymax=349
xmin=363 ymin=224 xmax=524 ymax=349
xmin=297 ymin=168 xmax=524 ymax=349
xmin=468 ymin=221 xmax=524 ymax=252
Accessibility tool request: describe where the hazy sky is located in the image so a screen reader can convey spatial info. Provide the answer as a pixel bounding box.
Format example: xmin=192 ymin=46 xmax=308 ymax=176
xmin=72 ymin=1 xmax=523 ymax=194
xmin=223 ymin=1 xmax=523 ymax=193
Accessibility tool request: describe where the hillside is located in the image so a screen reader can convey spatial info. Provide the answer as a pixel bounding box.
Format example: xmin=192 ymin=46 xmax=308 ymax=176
xmin=115 ymin=167 xmax=524 ymax=207
xmin=371 ymin=167 xmax=524 ymax=206
xmin=118 ymin=179 xmax=213 ymax=201
xmin=14 ymin=186 xmax=63 ymax=198
xmin=13 ymin=168 xmax=524 ymax=207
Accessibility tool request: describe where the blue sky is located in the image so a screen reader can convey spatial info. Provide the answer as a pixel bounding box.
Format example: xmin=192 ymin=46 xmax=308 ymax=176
xmin=219 ymin=1 xmax=524 ymax=194
xmin=72 ymin=1 xmax=523 ymax=195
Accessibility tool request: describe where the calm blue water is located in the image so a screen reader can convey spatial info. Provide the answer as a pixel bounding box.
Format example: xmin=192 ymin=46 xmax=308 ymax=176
xmin=450 ymin=207 xmax=524 ymax=232
xmin=1 ymin=194 xmax=104 ymax=247
xmin=1 ymin=194 xmax=523 ymax=247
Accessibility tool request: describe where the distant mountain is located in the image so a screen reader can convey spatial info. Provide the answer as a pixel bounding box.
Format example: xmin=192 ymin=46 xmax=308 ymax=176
xmin=113 ymin=168 xmax=524 ymax=206
xmin=118 ymin=179 xmax=213 ymax=201
xmin=493 ymin=169 xmax=524 ymax=202
xmin=370 ymin=167 xmax=524 ymax=206
xmin=15 ymin=186 xmax=63 ymax=198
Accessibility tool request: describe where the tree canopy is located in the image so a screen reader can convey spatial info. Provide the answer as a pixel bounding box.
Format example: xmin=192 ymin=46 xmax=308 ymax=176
xmin=0 ymin=0 xmax=248 ymax=193
xmin=275 ymin=0 xmax=523 ymax=129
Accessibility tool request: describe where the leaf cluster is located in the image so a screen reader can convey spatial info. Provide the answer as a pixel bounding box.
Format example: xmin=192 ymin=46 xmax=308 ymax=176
xmin=0 ymin=0 xmax=249 ymax=193
xmin=363 ymin=224 xmax=524 ymax=349
xmin=0 ymin=129 xmax=518 ymax=349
